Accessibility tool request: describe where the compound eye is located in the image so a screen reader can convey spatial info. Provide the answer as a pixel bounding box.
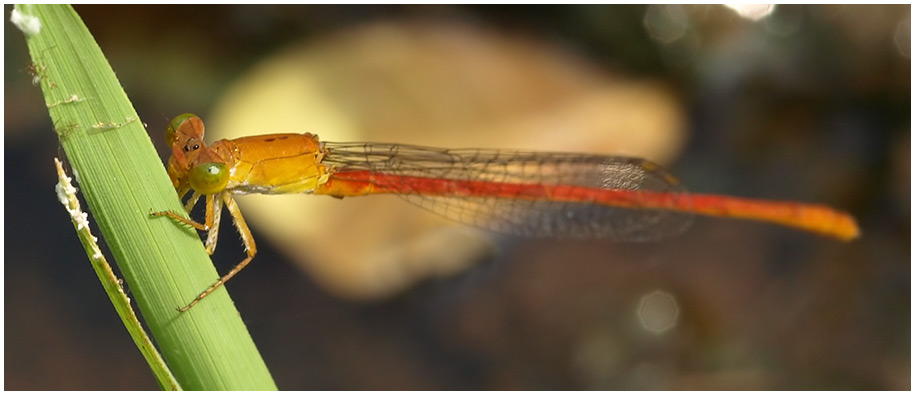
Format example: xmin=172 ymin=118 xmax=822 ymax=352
xmin=166 ymin=113 xmax=204 ymax=148
xmin=189 ymin=162 xmax=229 ymax=195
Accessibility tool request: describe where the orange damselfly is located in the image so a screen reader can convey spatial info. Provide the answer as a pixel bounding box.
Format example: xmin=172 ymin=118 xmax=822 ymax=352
xmin=152 ymin=113 xmax=859 ymax=311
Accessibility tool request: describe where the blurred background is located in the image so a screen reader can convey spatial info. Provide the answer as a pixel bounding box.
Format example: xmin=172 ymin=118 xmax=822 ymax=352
xmin=5 ymin=4 xmax=909 ymax=390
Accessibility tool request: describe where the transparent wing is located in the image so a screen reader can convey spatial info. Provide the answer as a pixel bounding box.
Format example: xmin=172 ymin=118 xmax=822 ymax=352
xmin=322 ymin=142 xmax=693 ymax=241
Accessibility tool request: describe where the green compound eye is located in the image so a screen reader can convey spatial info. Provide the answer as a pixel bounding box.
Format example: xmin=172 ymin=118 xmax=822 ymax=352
xmin=189 ymin=162 xmax=229 ymax=194
xmin=166 ymin=113 xmax=202 ymax=148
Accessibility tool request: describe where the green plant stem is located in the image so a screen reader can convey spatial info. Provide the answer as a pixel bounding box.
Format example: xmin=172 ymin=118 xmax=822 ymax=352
xmin=54 ymin=158 xmax=181 ymax=390
xmin=14 ymin=4 xmax=276 ymax=390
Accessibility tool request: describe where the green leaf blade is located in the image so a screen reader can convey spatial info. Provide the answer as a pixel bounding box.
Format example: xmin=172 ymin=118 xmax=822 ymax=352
xmin=15 ymin=4 xmax=277 ymax=390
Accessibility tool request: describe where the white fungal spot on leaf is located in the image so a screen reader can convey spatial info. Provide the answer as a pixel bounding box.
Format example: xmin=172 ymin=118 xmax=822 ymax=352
xmin=10 ymin=9 xmax=41 ymax=37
